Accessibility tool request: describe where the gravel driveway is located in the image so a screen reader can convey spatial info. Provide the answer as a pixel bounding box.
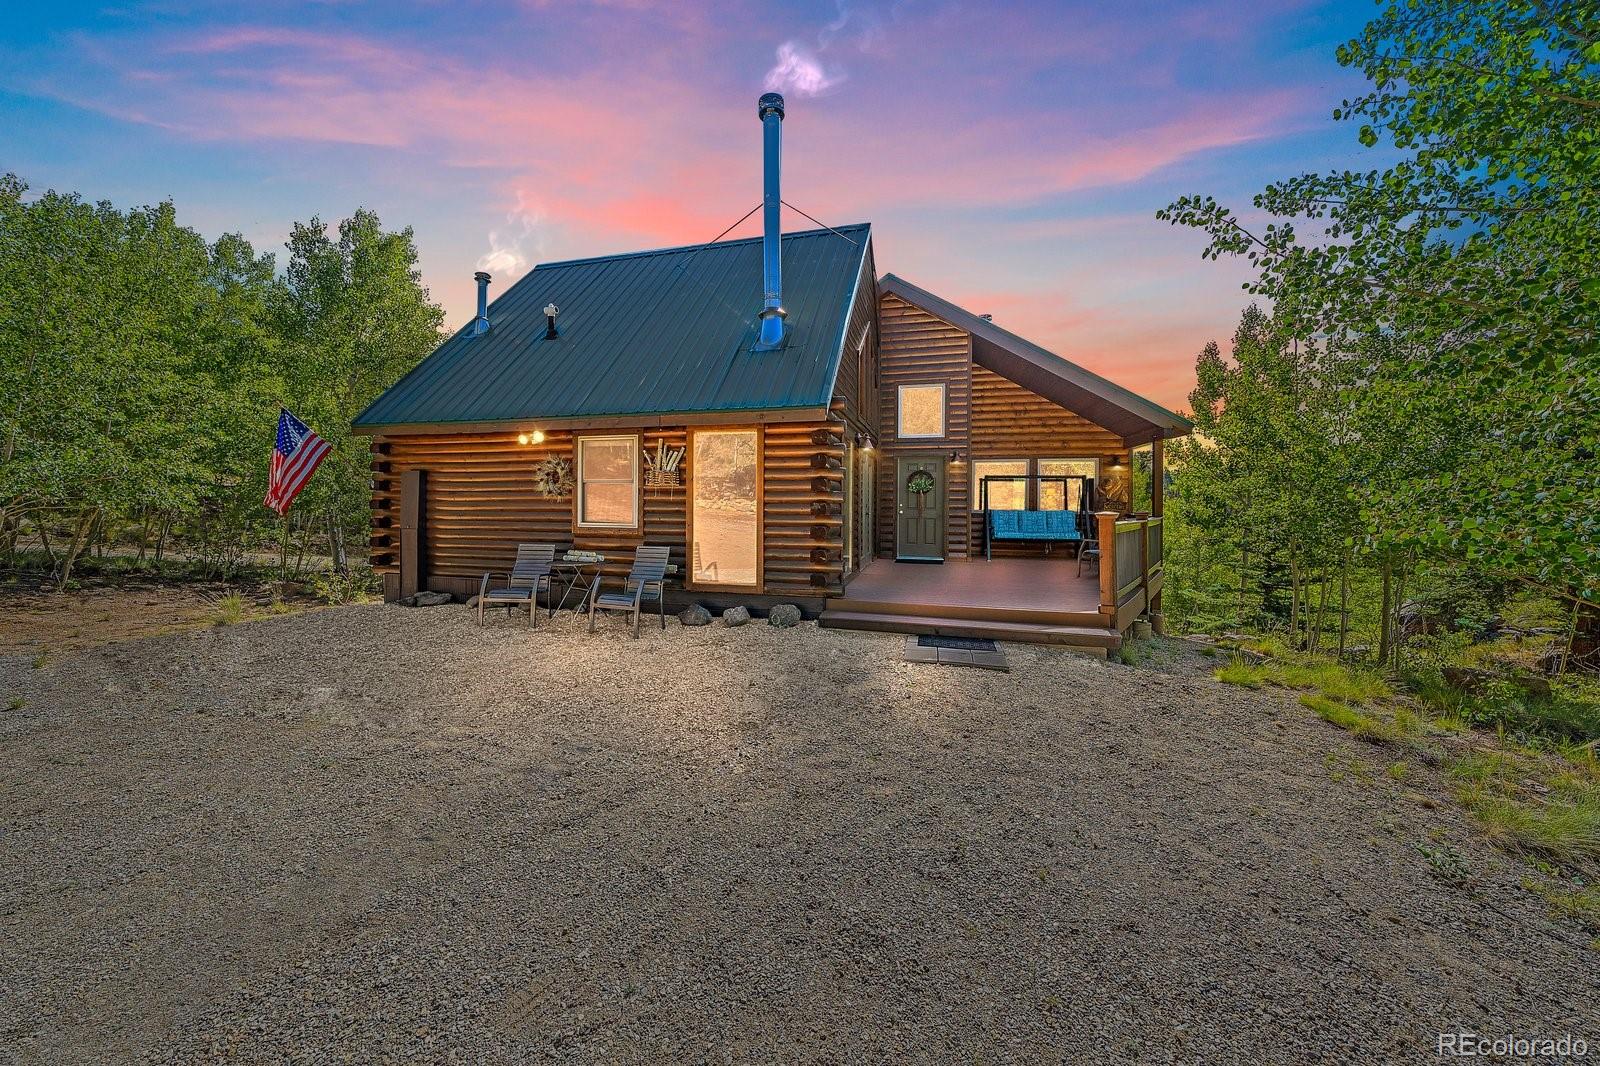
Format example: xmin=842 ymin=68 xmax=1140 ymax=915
xmin=2 ymin=604 xmax=1594 ymax=1063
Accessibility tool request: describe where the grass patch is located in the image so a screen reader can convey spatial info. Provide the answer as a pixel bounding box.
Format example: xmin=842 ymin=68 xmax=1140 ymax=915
xmin=212 ymin=593 xmax=247 ymax=626
xmin=5 ymin=696 xmax=23 ymax=712
xmin=1386 ymin=761 xmax=1411 ymax=782
xmin=31 ymin=649 xmax=49 ymax=669
xmin=1524 ymin=878 xmax=1600 ymax=933
xmin=1215 ymin=660 xmax=1265 ymax=688
xmin=1114 ymin=641 xmax=1150 ymax=667
xmin=1300 ymin=694 xmax=1407 ymax=746
xmin=1457 ymin=787 xmax=1600 ymax=866
xmin=1214 ymin=650 xmax=1390 ymax=703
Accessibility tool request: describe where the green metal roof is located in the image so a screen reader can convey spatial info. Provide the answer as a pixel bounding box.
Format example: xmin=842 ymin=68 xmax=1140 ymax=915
xmin=354 ymin=224 xmax=872 ymax=430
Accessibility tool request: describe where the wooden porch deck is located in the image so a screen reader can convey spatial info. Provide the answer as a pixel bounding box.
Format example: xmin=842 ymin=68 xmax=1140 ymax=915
xmin=819 ymin=557 xmax=1119 ymax=652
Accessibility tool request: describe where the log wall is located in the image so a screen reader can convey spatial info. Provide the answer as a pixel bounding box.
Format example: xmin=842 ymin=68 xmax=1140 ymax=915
xmin=968 ymin=365 xmax=1130 ymax=557
xmin=874 ymin=292 xmax=972 ymax=560
xmin=369 ymin=417 xmax=846 ymax=602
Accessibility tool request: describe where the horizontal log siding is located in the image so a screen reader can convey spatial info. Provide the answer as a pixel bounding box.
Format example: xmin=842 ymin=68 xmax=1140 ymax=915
xmin=832 ymin=249 xmax=880 ymax=437
xmin=968 ymin=365 xmax=1130 ymax=556
xmin=875 ymin=292 xmax=971 ymax=559
xmin=369 ymin=420 xmax=846 ymax=598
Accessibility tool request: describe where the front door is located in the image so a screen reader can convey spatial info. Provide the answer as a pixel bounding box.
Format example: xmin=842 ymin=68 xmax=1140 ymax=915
xmin=896 ymin=456 xmax=945 ymax=561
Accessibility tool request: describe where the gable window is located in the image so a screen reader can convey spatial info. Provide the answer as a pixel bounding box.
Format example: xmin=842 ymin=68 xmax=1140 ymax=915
xmin=897 ymin=383 xmax=946 ymax=439
xmin=575 ymin=435 xmax=640 ymax=528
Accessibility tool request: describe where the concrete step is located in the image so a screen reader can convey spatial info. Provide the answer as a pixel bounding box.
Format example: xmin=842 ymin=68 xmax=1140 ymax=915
xmin=819 ymin=609 xmax=1120 ymax=652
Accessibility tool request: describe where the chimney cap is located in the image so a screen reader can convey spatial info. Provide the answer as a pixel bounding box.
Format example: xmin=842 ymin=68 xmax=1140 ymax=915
xmin=758 ymin=92 xmax=785 ymax=121
xmin=474 ymin=270 xmax=491 ymax=283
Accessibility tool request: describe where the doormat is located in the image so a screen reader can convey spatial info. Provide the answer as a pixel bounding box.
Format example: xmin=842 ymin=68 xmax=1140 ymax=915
xmin=902 ymin=634 xmax=1009 ymax=672
xmin=917 ymin=635 xmax=998 ymax=652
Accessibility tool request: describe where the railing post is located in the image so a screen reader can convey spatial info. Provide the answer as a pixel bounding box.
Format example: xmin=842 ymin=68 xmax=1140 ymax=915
xmin=1096 ymin=510 xmax=1118 ymax=620
xmin=1138 ymin=517 xmax=1151 ymax=621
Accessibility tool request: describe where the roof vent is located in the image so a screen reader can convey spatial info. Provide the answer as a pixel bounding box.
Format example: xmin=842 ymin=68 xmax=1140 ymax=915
xmin=543 ymin=303 xmax=559 ymax=340
xmin=754 ymin=92 xmax=787 ymax=351
xmin=472 ymin=271 xmax=491 ymax=336
xmin=979 ymin=313 xmax=993 ymax=322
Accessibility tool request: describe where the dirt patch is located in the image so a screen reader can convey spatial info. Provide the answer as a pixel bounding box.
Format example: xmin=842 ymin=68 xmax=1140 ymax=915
xmin=1 ymin=606 xmax=1594 ymax=1063
xmin=0 ymin=579 xmax=241 ymax=657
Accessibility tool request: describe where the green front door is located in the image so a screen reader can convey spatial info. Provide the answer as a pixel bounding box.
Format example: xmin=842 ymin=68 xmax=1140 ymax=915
xmin=896 ymin=456 xmax=946 ymax=561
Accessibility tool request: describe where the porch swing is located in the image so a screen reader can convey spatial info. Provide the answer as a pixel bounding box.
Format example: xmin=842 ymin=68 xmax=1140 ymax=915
xmin=979 ymin=474 xmax=1095 ymax=561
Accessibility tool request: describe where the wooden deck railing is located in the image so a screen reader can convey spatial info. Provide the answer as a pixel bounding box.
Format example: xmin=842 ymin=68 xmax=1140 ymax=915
xmin=1095 ymin=511 xmax=1164 ymax=632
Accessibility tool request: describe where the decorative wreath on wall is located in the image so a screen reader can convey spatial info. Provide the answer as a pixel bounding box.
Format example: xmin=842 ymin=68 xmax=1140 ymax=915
xmin=906 ymin=470 xmax=936 ymax=495
xmin=531 ymin=456 xmax=574 ymax=498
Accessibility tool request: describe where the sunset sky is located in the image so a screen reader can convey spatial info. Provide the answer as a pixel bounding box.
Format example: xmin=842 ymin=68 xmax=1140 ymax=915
xmin=1 ymin=0 xmax=1379 ymax=411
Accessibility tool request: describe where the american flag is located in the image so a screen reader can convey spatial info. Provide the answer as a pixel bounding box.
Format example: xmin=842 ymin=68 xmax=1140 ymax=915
xmin=264 ymin=408 xmax=332 ymax=516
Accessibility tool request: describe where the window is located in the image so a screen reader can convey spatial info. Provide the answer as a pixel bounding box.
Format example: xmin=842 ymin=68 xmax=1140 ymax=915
xmin=972 ymin=459 xmax=1029 ymax=510
xmin=689 ymin=429 xmax=760 ymax=588
xmin=896 ymin=383 xmax=945 ymax=439
xmin=1038 ymin=458 xmax=1098 ymax=510
xmin=576 ymin=435 xmax=639 ymax=528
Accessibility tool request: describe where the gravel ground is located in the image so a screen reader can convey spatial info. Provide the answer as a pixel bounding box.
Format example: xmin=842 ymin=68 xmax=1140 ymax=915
xmin=1 ymin=604 xmax=1594 ymax=1064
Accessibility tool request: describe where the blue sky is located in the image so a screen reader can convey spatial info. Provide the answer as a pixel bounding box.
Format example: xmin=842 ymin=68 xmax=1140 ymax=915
xmin=0 ymin=0 xmax=1382 ymax=407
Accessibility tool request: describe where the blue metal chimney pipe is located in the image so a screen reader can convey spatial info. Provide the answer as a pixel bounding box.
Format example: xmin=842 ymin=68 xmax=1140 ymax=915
xmin=473 ymin=271 xmax=491 ymax=336
xmin=754 ymin=92 xmax=786 ymax=350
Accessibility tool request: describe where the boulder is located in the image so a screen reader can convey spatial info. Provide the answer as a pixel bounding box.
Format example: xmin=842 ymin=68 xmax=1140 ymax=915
xmin=465 ymin=595 xmax=480 ymax=609
xmin=410 ymin=591 xmax=453 ymax=607
xmin=768 ymin=604 xmax=802 ymax=628
xmin=678 ymin=604 xmax=713 ymax=627
xmin=723 ymin=606 xmax=751 ymax=627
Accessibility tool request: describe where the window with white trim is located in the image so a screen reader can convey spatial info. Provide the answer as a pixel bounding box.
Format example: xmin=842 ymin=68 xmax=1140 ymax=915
xmin=575 ymin=435 xmax=639 ymax=528
xmin=896 ymin=383 xmax=946 ymax=439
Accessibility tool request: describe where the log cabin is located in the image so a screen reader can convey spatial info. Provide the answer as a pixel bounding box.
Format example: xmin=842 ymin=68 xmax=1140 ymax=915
xmin=353 ymin=92 xmax=1192 ymax=653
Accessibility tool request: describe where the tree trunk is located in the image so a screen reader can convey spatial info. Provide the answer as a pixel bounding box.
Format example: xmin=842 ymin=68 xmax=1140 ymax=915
xmin=328 ymin=509 xmax=349 ymax=576
xmin=154 ymin=513 xmax=171 ymax=563
xmin=1311 ymin=571 xmax=1330 ymax=655
xmin=1378 ymin=552 xmax=1393 ymax=666
xmin=56 ymin=508 xmax=100 ymax=592
xmin=1390 ymin=558 xmax=1410 ymax=673
xmin=1287 ymin=556 xmax=1302 ymax=650
xmin=1337 ymin=558 xmax=1351 ymax=660
xmin=136 ymin=510 xmax=153 ymax=563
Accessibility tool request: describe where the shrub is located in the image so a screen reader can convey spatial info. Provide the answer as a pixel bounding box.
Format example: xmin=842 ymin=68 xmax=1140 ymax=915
xmin=212 ymin=593 xmax=246 ymax=626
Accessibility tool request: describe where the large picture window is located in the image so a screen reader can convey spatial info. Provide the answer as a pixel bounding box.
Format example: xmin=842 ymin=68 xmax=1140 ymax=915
xmin=689 ymin=429 xmax=760 ymax=588
xmin=971 ymin=459 xmax=1029 ymax=511
xmin=971 ymin=457 xmax=1098 ymax=510
xmin=576 ymin=435 xmax=640 ymax=528
xmin=1038 ymin=458 xmax=1098 ymax=510
xmin=896 ymin=383 xmax=946 ymax=439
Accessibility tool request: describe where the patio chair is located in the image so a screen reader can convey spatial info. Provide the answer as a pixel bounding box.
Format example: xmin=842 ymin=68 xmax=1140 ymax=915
xmin=1076 ymin=514 xmax=1101 ymax=577
xmin=588 ymin=545 xmax=671 ymax=638
xmin=478 ymin=543 xmax=555 ymax=627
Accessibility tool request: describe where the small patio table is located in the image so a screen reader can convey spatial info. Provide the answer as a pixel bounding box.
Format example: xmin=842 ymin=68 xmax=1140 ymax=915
xmin=550 ymin=553 xmax=606 ymax=617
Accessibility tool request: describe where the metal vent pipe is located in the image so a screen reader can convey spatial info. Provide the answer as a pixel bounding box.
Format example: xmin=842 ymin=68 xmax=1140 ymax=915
xmin=755 ymin=92 xmax=786 ymax=350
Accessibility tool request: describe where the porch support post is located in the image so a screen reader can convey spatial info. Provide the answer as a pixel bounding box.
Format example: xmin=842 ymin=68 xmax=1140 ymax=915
xmin=1151 ymin=438 xmax=1164 ymax=517
xmin=1150 ymin=438 xmax=1165 ymax=632
xmin=1096 ymin=510 xmax=1118 ymax=622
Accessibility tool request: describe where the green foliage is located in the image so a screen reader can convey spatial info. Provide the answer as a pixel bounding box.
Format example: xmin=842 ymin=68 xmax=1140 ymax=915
xmin=0 ymin=175 xmax=442 ymax=589
xmin=1159 ymin=0 xmax=1600 ymax=610
xmin=1216 ymin=649 xmax=1392 ymax=703
xmin=212 ymin=593 xmax=246 ymax=626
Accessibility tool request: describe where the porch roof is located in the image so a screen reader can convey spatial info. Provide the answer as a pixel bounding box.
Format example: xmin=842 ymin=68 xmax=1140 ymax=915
xmin=878 ymin=274 xmax=1193 ymax=445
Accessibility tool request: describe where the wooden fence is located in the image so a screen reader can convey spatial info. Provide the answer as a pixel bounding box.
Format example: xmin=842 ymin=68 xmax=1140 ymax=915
xmin=1095 ymin=511 xmax=1164 ymax=632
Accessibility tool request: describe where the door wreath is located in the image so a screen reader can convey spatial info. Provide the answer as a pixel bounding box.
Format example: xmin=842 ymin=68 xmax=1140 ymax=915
xmin=906 ymin=470 xmax=936 ymax=495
